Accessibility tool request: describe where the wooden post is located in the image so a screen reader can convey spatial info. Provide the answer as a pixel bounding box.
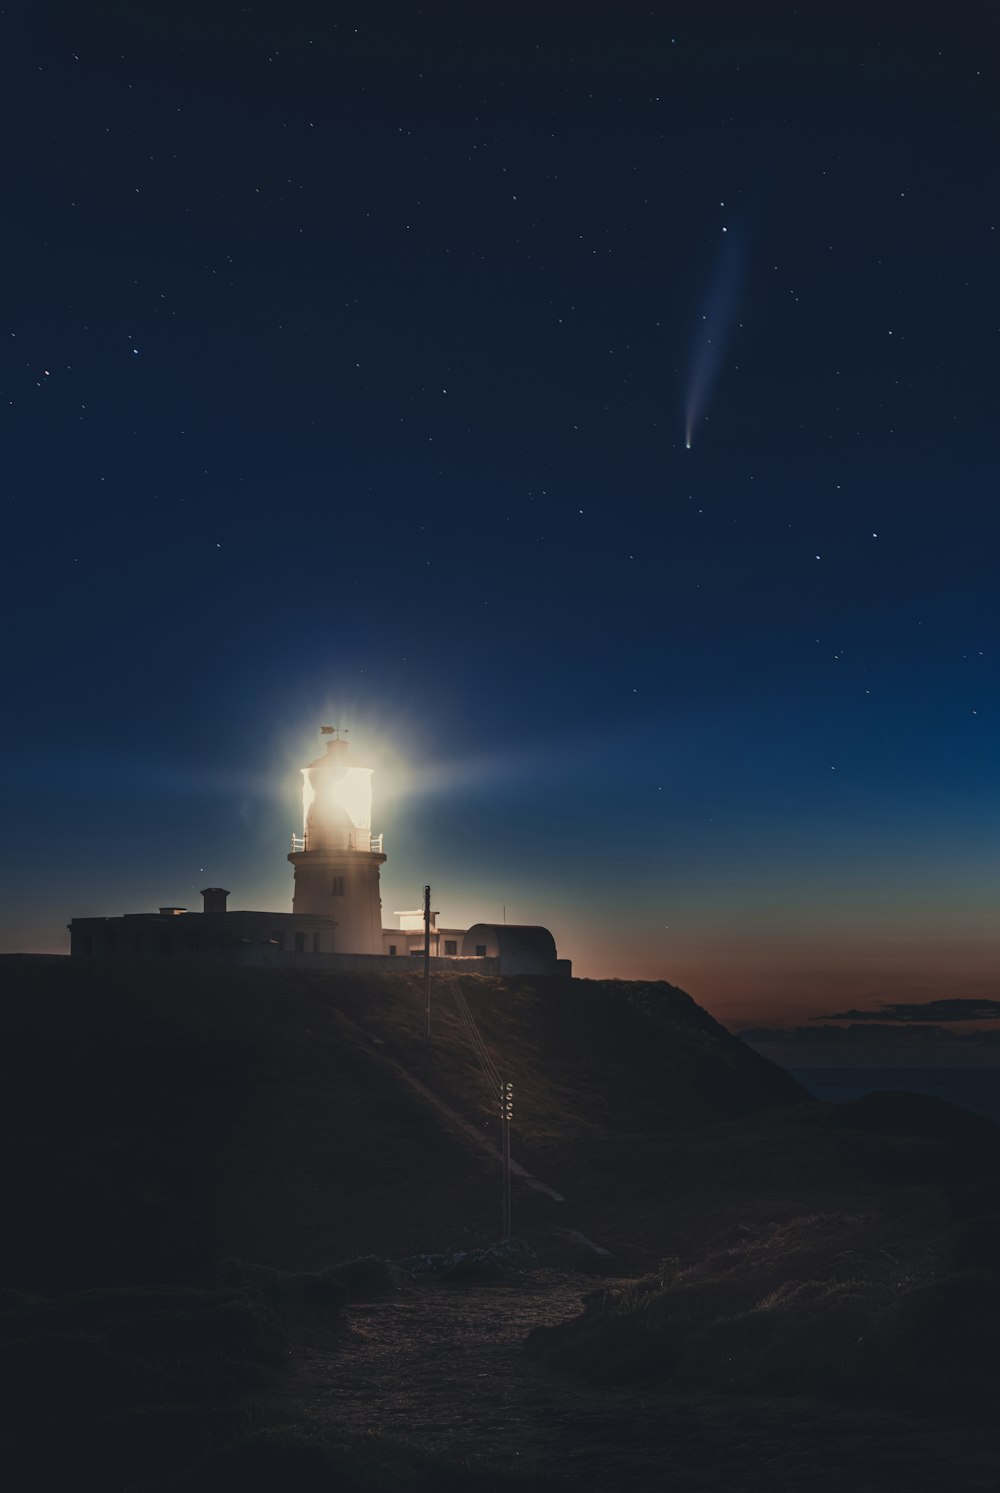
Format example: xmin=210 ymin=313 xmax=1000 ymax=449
xmin=424 ymin=884 xmax=431 ymax=1038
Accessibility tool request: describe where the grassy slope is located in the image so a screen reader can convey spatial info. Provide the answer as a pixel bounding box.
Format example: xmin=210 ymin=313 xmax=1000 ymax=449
xmin=7 ymin=957 xmax=992 ymax=1295
xmin=529 ymin=1092 xmax=1000 ymax=1418
xmin=0 ymin=960 xmax=802 ymax=1289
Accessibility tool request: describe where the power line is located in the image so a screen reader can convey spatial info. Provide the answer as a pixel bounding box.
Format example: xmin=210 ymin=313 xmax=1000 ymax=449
xmin=452 ymin=981 xmax=500 ymax=1088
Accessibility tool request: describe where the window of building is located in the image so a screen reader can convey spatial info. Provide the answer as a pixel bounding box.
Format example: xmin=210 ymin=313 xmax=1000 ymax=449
xmin=312 ymin=932 xmax=321 ymax=953
xmin=331 ymin=876 xmax=345 ymax=896
xmin=294 ymin=932 xmax=306 ymax=953
xmin=475 ymin=944 xmax=487 ymax=957
xmin=413 ymin=948 xmax=425 ymax=957
xmin=444 ymin=940 xmax=457 ymax=955
xmin=388 ymin=944 xmax=397 ymax=956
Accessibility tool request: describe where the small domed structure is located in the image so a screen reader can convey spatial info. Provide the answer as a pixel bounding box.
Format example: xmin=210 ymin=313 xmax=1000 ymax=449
xmin=461 ymin=924 xmax=563 ymax=976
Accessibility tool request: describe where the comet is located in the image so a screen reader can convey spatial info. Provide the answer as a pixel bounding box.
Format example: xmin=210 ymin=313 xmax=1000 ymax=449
xmin=684 ymin=227 xmax=744 ymax=450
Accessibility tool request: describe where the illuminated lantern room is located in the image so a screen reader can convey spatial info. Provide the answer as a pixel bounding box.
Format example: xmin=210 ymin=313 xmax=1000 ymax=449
xmin=298 ymin=733 xmax=378 ymax=853
xmin=288 ymin=728 xmax=386 ymax=953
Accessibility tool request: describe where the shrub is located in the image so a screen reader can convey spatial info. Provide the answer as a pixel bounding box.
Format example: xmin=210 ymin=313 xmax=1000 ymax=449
xmin=331 ymin=1254 xmax=404 ymax=1301
xmin=656 ymin=1255 xmax=682 ymax=1288
xmin=216 ymin=1258 xmax=347 ymax=1324
xmin=528 ymin=1207 xmax=1000 ymax=1411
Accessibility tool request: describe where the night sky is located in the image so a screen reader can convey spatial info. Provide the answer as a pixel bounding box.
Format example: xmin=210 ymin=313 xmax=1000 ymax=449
xmin=4 ymin=4 xmax=999 ymax=1031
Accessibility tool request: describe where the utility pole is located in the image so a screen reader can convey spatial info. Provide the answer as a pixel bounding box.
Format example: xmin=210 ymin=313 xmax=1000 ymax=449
xmin=423 ymin=884 xmax=431 ymax=1038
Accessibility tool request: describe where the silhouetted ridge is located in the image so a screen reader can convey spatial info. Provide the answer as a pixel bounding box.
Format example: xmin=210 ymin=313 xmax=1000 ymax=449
xmin=832 ymin=1088 xmax=998 ymax=1143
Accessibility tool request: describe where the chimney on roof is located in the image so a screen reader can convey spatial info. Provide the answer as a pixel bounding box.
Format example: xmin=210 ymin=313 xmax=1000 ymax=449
xmin=201 ymin=887 xmax=229 ymax=914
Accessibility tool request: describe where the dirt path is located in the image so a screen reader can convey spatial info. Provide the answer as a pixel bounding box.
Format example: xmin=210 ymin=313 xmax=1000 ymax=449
xmin=268 ymin=1276 xmax=999 ymax=1492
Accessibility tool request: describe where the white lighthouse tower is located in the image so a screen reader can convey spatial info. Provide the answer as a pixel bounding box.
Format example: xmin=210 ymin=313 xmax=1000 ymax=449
xmin=287 ymin=729 xmax=386 ymax=953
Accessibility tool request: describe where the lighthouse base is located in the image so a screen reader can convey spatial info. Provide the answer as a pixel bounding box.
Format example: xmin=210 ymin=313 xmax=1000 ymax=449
xmin=287 ymin=848 xmax=386 ymax=955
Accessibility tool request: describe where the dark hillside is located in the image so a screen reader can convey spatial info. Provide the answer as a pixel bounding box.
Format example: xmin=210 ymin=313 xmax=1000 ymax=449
xmin=0 ymin=961 xmax=493 ymax=1290
xmin=314 ymin=971 xmax=806 ymax=1139
xmin=6 ymin=958 xmax=992 ymax=1290
xmin=0 ymin=960 xmax=801 ymax=1290
xmin=3 ymin=960 xmax=999 ymax=1488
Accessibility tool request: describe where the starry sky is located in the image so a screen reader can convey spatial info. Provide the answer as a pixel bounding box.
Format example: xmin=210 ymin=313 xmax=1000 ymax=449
xmin=3 ymin=3 xmax=999 ymax=1032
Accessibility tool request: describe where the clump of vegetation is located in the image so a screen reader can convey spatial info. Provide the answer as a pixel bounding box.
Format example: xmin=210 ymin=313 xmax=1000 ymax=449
xmin=217 ymin=1257 xmax=348 ymax=1324
xmin=656 ymin=1255 xmax=681 ymax=1287
xmin=527 ymin=1204 xmax=1000 ymax=1416
xmin=331 ymin=1254 xmax=405 ymax=1300
xmin=398 ymin=1237 xmax=540 ymax=1284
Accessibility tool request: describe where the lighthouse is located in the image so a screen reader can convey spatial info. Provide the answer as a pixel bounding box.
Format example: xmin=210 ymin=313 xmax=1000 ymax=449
xmin=287 ymin=729 xmax=386 ymax=954
xmin=68 ymin=723 xmax=569 ymax=973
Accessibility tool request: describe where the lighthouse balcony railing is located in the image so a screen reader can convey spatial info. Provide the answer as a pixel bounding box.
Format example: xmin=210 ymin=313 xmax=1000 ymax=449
xmin=290 ymin=831 xmax=384 ymax=854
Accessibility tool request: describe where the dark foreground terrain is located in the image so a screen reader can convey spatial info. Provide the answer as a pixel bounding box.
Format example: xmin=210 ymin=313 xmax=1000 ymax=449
xmin=270 ymin=1274 xmax=999 ymax=1492
xmin=1 ymin=958 xmax=998 ymax=1489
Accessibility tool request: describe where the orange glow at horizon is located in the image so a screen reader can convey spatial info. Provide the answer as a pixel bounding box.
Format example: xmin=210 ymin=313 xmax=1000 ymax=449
xmin=565 ymin=924 xmax=1000 ymax=1029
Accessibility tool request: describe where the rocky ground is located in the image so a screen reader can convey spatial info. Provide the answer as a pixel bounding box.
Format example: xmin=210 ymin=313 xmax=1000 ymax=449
xmin=264 ymin=1274 xmax=1000 ymax=1493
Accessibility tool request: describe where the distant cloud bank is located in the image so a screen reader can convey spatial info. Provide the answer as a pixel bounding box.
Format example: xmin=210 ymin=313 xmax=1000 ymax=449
xmin=738 ymin=1023 xmax=1000 ymax=1048
xmin=813 ymin=999 xmax=1000 ymax=1024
